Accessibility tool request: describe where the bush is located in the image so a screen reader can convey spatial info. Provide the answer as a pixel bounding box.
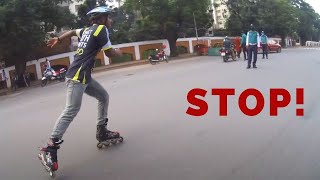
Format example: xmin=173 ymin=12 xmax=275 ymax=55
xmin=111 ymin=53 xmax=133 ymax=64
xmin=142 ymin=49 xmax=157 ymax=59
xmin=177 ymin=46 xmax=188 ymax=54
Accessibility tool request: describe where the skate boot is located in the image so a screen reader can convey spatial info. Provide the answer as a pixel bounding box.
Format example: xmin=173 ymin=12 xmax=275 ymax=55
xmin=96 ymin=120 xmax=123 ymax=149
xmin=38 ymin=138 xmax=63 ymax=178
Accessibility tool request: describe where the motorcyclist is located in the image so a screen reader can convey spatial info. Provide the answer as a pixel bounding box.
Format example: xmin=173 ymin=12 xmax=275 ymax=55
xmin=223 ymin=36 xmax=235 ymax=57
xmin=223 ymin=36 xmax=231 ymax=49
xmin=44 ymin=59 xmax=55 ymax=74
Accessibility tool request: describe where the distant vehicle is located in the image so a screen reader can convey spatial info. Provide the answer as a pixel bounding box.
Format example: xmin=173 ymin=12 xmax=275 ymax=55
xmin=258 ymin=39 xmax=282 ymax=53
xmin=41 ymin=65 xmax=68 ymax=87
xmin=219 ymin=45 xmax=237 ymax=62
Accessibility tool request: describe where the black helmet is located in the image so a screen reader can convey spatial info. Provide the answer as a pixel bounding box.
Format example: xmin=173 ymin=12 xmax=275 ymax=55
xmin=86 ymin=6 xmax=114 ymax=20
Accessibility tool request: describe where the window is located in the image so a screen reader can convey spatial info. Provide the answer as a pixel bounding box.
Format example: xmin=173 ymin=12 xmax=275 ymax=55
xmin=75 ymin=5 xmax=81 ymax=13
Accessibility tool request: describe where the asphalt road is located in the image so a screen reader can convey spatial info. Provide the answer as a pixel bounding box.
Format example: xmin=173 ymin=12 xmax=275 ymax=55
xmin=0 ymin=47 xmax=320 ymax=180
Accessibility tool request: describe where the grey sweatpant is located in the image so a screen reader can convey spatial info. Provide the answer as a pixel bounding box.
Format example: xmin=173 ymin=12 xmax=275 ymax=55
xmin=51 ymin=78 xmax=109 ymax=139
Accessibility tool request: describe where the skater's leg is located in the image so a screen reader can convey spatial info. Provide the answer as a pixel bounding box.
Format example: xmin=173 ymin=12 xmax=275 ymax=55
xmin=50 ymin=79 xmax=87 ymax=139
xmin=40 ymin=79 xmax=87 ymax=171
xmin=84 ymin=79 xmax=121 ymax=142
xmin=84 ymin=78 xmax=109 ymax=126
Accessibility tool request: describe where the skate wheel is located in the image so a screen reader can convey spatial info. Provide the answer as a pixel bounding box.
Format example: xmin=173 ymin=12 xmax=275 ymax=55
xmin=38 ymin=154 xmax=42 ymax=160
xmin=49 ymin=171 xmax=55 ymax=178
xmin=119 ymin=137 xmax=124 ymax=142
xmin=97 ymin=143 xmax=103 ymax=149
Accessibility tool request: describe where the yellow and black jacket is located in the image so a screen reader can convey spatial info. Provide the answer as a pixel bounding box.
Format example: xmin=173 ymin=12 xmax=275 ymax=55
xmin=66 ymin=24 xmax=112 ymax=84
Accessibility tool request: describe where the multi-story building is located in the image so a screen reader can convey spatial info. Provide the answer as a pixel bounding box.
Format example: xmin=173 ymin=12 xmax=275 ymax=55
xmin=59 ymin=0 xmax=84 ymax=16
xmin=60 ymin=0 xmax=124 ymax=15
xmin=212 ymin=0 xmax=230 ymax=29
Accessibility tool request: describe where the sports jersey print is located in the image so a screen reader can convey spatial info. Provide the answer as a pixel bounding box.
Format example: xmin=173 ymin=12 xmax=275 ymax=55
xmin=66 ymin=25 xmax=112 ymax=84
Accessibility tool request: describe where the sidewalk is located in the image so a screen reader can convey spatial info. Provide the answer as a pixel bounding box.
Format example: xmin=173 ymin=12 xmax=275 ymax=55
xmin=0 ymin=53 xmax=197 ymax=97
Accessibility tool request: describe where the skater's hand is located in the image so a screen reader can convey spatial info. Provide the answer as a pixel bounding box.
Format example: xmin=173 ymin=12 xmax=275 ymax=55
xmin=47 ymin=37 xmax=60 ymax=48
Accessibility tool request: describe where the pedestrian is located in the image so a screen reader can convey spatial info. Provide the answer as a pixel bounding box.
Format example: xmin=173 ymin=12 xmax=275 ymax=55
xmin=260 ymin=31 xmax=269 ymax=59
xmin=1 ymin=69 xmax=7 ymax=88
xmin=38 ymin=6 xmax=123 ymax=175
xmin=241 ymin=31 xmax=247 ymax=60
xmin=246 ymin=24 xmax=260 ymax=68
xmin=234 ymin=36 xmax=241 ymax=58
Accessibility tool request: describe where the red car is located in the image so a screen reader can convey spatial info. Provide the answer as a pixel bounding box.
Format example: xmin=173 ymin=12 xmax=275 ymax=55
xmin=258 ymin=39 xmax=282 ymax=53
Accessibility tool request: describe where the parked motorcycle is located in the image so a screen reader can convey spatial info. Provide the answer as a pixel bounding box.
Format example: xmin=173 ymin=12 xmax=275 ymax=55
xmin=219 ymin=46 xmax=236 ymax=62
xmin=41 ymin=67 xmax=67 ymax=87
xmin=148 ymin=49 xmax=169 ymax=65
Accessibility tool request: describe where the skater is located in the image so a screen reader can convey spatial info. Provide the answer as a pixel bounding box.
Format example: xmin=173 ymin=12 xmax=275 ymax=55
xmin=39 ymin=6 xmax=123 ymax=176
xmin=260 ymin=31 xmax=269 ymax=59
xmin=241 ymin=31 xmax=247 ymax=60
xmin=246 ymin=24 xmax=260 ymax=68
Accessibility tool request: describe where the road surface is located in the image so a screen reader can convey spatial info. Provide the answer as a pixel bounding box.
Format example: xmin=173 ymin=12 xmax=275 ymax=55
xmin=0 ymin=47 xmax=320 ymax=180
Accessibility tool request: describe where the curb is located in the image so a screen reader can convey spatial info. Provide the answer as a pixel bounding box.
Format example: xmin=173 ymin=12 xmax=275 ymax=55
xmin=0 ymin=54 xmax=198 ymax=97
xmin=92 ymin=54 xmax=198 ymax=73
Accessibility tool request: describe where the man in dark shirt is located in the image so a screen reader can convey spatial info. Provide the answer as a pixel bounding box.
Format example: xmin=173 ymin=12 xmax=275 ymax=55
xmin=223 ymin=36 xmax=235 ymax=58
xmin=223 ymin=36 xmax=232 ymax=49
xmin=39 ymin=6 xmax=123 ymax=173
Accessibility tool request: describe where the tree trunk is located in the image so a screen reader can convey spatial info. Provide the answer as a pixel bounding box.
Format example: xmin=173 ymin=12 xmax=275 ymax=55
xmin=165 ymin=28 xmax=179 ymax=57
xmin=14 ymin=60 xmax=26 ymax=76
xmin=280 ymin=35 xmax=286 ymax=47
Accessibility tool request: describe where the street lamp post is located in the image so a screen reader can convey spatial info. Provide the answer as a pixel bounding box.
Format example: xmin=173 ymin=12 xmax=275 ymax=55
xmin=193 ymin=12 xmax=199 ymax=44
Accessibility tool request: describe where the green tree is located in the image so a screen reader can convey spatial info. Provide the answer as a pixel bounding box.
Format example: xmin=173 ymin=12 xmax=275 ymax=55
xmin=0 ymin=0 xmax=76 ymax=75
xmin=225 ymin=0 xmax=320 ymax=46
xmin=257 ymin=0 xmax=298 ymax=44
xmin=290 ymin=0 xmax=320 ymax=44
xmin=75 ymin=0 xmax=135 ymax=44
xmin=124 ymin=0 xmax=212 ymax=56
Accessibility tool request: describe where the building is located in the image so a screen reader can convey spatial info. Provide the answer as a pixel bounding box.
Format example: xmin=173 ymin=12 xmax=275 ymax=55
xmin=212 ymin=0 xmax=230 ymax=29
xmin=59 ymin=0 xmax=124 ymax=15
xmin=59 ymin=0 xmax=84 ymax=16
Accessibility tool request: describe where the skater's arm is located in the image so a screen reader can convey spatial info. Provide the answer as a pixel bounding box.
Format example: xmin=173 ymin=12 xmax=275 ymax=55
xmin=47 ymin=30 xmax=78 ymax=48
xmin=95 ymin=26 xmax=122 ymax=58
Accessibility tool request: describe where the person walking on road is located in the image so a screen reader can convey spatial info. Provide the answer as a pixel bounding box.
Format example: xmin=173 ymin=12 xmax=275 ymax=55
xmin=260 ymin=31 xmax=269 ymax=59
xmin=234 ymin=36 xmax=241 ymax=58
xmin=246 ymin=24 xmax=260 ymax=69
xmin=241 ymin=31 xmax=247 ymax=60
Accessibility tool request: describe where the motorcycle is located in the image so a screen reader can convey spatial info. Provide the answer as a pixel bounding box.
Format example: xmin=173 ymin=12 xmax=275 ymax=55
xmin=219 ymin=45 xmax=236 ymax=62
xmin=148 ymin=49 xmax=169 ymax=65
xmin=41 ymin=67 xmax=67 ymax=87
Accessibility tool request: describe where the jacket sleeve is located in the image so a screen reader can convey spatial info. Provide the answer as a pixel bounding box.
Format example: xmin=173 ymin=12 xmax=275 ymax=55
xmin=75 ymin=28 xmax=85 ymax=38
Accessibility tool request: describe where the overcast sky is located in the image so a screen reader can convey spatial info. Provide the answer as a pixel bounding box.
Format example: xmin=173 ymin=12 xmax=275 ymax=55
xmin=300 ymin=0 xmax=320 ymax=14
